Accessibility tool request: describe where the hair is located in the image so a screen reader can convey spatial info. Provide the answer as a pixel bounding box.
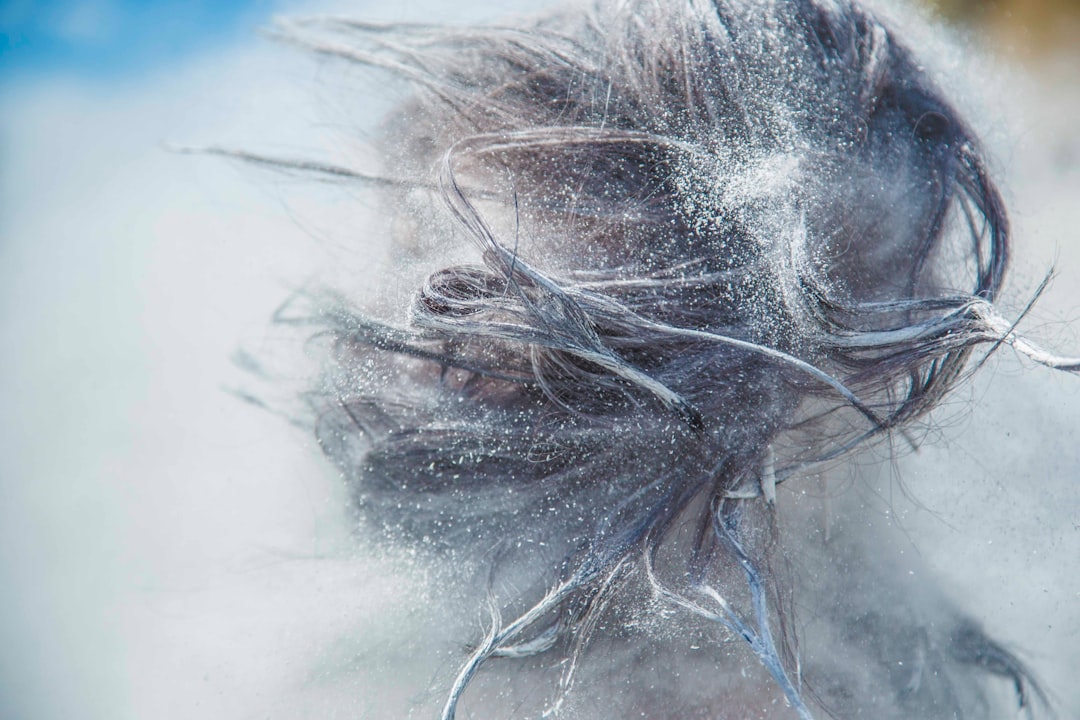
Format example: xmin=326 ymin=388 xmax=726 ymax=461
xmin=227 ymin=0 xmax=1079 ymax=717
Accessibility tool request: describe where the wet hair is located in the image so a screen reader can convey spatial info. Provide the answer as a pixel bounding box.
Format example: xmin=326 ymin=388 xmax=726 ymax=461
xmin=229 ymin=0 xmax=1079 ymax=717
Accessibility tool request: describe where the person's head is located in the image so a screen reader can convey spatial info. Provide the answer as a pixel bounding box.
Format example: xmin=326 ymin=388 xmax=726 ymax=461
xmin=268 ymin=0 xmax=1075 ymax=716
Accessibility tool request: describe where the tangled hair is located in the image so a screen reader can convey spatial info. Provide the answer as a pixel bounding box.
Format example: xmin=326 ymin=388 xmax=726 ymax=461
xmin=226 ymin=0 xmax=1080 ymax=717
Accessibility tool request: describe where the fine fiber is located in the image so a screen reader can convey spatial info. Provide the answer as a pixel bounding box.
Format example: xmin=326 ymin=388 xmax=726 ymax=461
xmin=235 ymin=0 xmax=1079 ymax=717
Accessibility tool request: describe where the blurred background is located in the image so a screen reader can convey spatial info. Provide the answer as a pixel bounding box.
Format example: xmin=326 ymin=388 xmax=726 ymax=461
xmin=1 ymin=1 xmax=1078 ymax=719
xmin=1 ymin=0 xmax=275 ymax=80
xmin=933 ymin=0 xmax=1080 ymax=51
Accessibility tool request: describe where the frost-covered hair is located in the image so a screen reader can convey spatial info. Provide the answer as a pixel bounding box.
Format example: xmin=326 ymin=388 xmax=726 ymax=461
xmin=234 ymin=0 xmax=1078 ymax=717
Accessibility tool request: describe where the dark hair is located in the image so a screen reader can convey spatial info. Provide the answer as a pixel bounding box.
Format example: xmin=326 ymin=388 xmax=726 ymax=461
xmin=240 ymin=0 xmax=1079 ymax=717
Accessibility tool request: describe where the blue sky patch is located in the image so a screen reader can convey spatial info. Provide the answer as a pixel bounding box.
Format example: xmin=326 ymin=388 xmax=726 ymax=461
xmin=1 ymin=0 xmax=282 ymax=81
